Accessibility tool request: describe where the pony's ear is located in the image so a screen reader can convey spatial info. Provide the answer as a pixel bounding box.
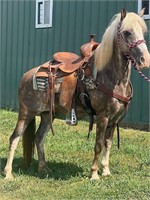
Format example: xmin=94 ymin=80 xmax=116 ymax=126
xmin=121 ymin=8 xmax=127 ymax=21
xmin=138 ymin=8 xmax=145 ymax=17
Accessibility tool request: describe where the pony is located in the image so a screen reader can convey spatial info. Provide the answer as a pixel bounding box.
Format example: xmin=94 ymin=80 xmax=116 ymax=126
xmin=4 ymin=9 xmax=150 ymax=180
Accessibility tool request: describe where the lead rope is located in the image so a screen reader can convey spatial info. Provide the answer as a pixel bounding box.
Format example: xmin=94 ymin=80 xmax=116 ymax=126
xmin=134 ymin=67 xmax=150 ymax=82
xmin=125 ymin=54 xmax=150 ymax=82
xmin=117 ymin=123 xmax=120 ymax=149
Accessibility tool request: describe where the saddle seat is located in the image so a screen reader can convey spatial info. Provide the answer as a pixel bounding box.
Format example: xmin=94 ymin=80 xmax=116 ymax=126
xmin=40 ymin=52 xmax=83 ymax=73
xmin=53 ymin=52 xmax=84 ymax=73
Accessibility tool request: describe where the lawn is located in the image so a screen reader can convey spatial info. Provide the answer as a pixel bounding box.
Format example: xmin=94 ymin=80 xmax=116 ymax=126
xmin=0 ymin=109 xmax=150 ymax=200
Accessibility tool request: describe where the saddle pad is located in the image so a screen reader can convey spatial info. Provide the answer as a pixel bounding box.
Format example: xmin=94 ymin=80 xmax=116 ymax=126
xmin=33 ymin=76 xmax=63 ymax=93
xmin=33 ymin=67 xmax=63 ymax=93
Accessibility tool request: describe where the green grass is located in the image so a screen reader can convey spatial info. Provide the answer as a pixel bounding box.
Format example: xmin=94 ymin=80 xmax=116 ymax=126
xmin=0 ymin=109 xmax=150 ymax=200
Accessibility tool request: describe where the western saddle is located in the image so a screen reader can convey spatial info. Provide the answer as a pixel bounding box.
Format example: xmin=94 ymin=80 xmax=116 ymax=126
xmin=33 ymin=34 xmax=99 ymax=133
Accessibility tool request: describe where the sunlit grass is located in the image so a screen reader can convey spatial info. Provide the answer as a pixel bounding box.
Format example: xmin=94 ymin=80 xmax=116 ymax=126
xmin=0 ymin=109 xmax=150 ymax=200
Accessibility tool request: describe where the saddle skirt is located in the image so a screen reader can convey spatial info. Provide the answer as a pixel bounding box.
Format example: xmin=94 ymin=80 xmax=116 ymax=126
xmin=33 ymin=65 xmax=63 ymax=93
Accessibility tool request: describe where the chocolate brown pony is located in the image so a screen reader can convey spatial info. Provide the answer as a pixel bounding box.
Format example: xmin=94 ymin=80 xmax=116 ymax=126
xmin=4 ymin=9 xmax=150 ymax=180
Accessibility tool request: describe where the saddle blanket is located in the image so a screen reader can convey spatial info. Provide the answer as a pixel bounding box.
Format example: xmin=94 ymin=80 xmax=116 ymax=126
xmin=33 ymin=70 xmax=63 ymax=93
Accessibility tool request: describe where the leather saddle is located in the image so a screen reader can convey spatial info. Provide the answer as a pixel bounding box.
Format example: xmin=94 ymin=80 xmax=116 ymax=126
xmin=33 ymin=34 xmax=99 ymax=128
xmin=34 ymin=52 xmax=83 ymax=78
xmin=35 ymin=34 xmax=99 ymax=78
xmin=39 ymin=52 xmax=83 ymax=74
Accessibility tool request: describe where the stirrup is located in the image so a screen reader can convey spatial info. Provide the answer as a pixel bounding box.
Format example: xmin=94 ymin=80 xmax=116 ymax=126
xmin=66 ymin=109 xmax=77 ymax=126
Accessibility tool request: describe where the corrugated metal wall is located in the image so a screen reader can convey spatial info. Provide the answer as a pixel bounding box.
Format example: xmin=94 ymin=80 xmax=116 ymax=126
xmin=1 ymin=0 xmax=149 ymax=126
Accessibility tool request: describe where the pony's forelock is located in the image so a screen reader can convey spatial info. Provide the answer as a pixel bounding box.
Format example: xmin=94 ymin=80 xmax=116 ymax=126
xmin=120 ymin=12 xmax=147 ymax=33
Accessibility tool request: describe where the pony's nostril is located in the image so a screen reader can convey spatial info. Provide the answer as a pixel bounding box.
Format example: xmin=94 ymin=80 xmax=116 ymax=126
xmin=140 ymin=57 xmax=145 ymax=64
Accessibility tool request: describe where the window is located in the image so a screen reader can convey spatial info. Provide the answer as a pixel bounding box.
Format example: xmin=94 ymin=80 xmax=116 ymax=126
xmin=138 ymin=0 xmax=150 ymax=19
xmin=36 ymin=0 xmax=53 ymax=28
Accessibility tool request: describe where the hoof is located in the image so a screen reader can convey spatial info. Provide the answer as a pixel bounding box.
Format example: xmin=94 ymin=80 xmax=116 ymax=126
xmin=4 ymin=173 xmax=14 ymax=180
xmin=90 ymin=173 xmax=100 ymax=180
xmin=38 ymin=165 xmax=51 ymax=178
xmin=38 ymin=165 xmax=51 ymax=174
xmin=102 ymin=169 xmax=111 ymax=176
xmin=102 ymin=172 xmax=111 ymax=176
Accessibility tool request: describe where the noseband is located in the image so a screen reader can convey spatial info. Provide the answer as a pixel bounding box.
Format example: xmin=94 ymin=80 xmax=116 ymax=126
xmin=117 ymin=22 xmax=150 ymax=82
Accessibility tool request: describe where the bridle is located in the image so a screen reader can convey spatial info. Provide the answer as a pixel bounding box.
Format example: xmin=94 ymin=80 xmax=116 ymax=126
xmin=117 ymin=22 xmax=150 ymax=82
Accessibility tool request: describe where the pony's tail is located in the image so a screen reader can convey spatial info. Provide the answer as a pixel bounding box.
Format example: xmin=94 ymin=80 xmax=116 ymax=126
xmin=22 ymin=118 xmax=36 ymax=168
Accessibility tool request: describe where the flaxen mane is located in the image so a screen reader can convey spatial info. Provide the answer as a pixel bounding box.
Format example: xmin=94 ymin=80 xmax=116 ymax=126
xmin=95 ymin=12 xmax=147 ymax=71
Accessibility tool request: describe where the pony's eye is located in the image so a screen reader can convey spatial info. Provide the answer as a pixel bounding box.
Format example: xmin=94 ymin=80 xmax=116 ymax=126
xmin=124 ymin=31 xmax=131 ymax=37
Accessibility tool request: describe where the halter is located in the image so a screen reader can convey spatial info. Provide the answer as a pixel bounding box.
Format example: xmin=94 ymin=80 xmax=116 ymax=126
xmin=117 ymin=22 xmax=145 ymax=50
xmin=117 ymin=22 xmax=150 ymax=82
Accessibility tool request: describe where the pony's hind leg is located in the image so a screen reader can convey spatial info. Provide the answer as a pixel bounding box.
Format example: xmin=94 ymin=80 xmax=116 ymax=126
xmin=35 ymin=112 xmax=51 ymax=173
xmin=4 ymin=116 xmax=31 ymax=179
xmin=101 ymin=127 xmax=115 ymax=176
xmin=91 ymin=117 xmax=108 ymax=180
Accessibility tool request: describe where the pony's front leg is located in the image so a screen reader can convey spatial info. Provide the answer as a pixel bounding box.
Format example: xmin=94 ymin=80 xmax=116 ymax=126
xmin=101 ymin=127 xmax=115 ymax=176
xmin=91 ymin=117 xmax=108 ymax=180
xmin=101 ymin=139 xmax=112 ymax=176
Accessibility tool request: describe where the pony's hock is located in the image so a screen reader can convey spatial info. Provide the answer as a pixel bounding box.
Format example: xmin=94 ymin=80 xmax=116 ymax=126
xmin=4 ymin=9 xmax=150 ymax=180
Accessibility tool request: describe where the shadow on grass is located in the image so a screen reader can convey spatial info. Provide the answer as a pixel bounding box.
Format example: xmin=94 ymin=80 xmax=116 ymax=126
xmin=1 ymin=157 xmax=83 ymax=180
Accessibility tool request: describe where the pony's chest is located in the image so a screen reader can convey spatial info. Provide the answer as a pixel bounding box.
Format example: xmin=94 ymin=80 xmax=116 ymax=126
xmin=88 ymin=89 xmax=125 ymax=117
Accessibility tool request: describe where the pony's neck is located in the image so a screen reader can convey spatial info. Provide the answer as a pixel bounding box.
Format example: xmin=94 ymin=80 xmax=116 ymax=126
xmin=97 ymin=41 xmax=131 ymax=88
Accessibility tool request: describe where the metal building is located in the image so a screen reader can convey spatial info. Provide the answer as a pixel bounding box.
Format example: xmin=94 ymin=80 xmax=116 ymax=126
xmin=1 ymin=0 xmax=150 ymax=129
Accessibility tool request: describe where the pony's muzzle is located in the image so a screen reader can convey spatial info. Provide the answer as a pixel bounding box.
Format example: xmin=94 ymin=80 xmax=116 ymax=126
xmin=139 ymin=49 xmax=150 ymax=68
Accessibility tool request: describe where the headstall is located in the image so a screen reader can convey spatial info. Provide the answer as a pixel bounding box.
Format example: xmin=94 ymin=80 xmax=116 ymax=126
xmin=117 ymin=22 xmax=150 ymax=82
